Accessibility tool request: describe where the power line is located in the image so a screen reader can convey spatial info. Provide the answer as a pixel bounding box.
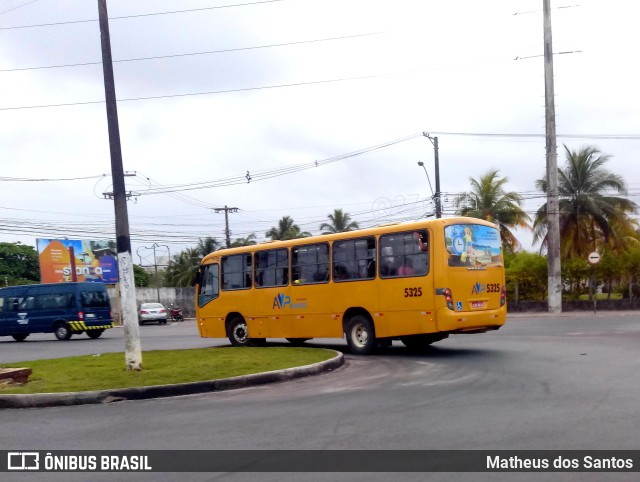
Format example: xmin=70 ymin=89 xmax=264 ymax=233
xmin=0 ymin=70 xmax=423 ymax=111
xmin=0 ymin=0 xmax=287 ymax=30
xmin=0 ymin=32 xmax=384 ymax=73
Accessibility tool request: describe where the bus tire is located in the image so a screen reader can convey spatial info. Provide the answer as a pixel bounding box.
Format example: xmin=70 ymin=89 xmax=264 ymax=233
xmin=286 ymin=338 xmax=310 ymax=346
xmin=87 ymin=329 xmax=104 ymax=339
xmin=345 ymin=314 xmax=376 ymax=355
xmin=227 ymin=316 xmax=249 ymax=347
xmin=54 ymin=322 xmax=72 ymax=341
xmin=12 ymin=334 xmax=28 ymax=342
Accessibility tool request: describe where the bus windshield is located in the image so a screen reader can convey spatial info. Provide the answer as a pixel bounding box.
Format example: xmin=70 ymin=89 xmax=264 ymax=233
xmin=444 ymin=223 xmax=503 ymax=268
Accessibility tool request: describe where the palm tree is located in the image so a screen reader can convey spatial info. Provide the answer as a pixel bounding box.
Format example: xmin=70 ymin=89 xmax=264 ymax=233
xmin=320 ymin=208 xmax=359 ymax=234
xmin=165 ymin=247 xmax=200 ymax=286
xmin=454 ymin=169 xmax=530 ymax=253
xmin=196 ymin=237 xmax=220 ymax=257
xmin=265 ymin=216 xmax=311 ymax=240
xmin=165 ymin=237 xmax=220 ymax=286
xmin=230 ymin=233 xmax=257 ymax=247
xmin=533 ymin=145 xmax=638 ymax=258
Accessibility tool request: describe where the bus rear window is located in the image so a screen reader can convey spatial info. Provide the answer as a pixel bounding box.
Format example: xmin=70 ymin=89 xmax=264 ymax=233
xmin=445 ymin=224 xmax=503 ymax=268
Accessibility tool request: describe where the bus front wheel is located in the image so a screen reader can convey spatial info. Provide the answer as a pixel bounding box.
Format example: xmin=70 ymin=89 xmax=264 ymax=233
xmin=227 ymin=316 xmax=249 ymax=347
xmin=345 ymin=314 xmax=376 ymax=355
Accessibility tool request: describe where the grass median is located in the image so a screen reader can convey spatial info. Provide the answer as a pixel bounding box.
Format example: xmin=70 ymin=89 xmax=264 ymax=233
xmin=1 ymin=347 xmax=335 ymax=394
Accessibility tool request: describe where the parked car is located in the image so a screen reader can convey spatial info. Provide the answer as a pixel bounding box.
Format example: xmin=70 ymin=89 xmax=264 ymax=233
xmin=139 ymin=302 xmax=168 ymax=325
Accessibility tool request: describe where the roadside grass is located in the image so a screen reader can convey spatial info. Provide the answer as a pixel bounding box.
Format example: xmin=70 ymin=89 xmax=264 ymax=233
xmin=578 ymin=293 xmax=622 ymax=300
xmin=1 ymin=347 xmax=334 ymax=394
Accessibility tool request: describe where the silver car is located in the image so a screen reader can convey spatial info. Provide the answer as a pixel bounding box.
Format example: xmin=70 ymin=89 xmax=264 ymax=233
xmin=138 ymin=302 xmax=168 ymax=325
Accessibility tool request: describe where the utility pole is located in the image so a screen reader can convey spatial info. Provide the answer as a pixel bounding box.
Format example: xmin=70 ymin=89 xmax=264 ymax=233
xmin=214 ymin=206 xmax=239 ymax=248
xmin=543 ymin=0 xmax=562 ymax=313
xmin=98 ymin=0 xmax=142 ymax=369
xmin=422 ymin=133 xmax=442 ymax=218
xmin=136 ymin=244 xmax=170 ymax=302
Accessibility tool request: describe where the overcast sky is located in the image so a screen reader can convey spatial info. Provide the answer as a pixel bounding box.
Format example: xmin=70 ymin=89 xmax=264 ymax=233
xmin=1 ymin=0 xmax=639 ymax=267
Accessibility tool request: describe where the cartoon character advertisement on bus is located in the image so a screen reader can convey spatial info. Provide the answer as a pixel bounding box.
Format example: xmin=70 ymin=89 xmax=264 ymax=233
xmin=445 ymin=225 xmax=502 ymax=267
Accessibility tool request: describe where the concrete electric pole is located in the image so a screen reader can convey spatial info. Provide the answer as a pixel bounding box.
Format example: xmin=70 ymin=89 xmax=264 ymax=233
xmin=98 ymin=0 xmax=143 ymax=369
xmin=215 ymin=206 xmax=239 ymax=248
xmin=422 ymin=133 xmax=442 ymax=218
xmin=543 ymin=0 xmax=563 ymax=313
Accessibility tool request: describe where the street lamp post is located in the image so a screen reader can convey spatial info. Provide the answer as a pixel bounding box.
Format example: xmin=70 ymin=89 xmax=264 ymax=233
xmin=421 ymin=132 xmax=442 ymax=218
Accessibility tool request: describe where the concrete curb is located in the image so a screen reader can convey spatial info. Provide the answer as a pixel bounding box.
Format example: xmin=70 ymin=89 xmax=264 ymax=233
xmin=507 ymin=310 xmax=640 ymax=318
xmin=0 ymin=350 xmax=345 ymax=410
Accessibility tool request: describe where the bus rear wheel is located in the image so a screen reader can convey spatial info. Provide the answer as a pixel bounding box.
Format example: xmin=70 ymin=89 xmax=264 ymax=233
xmin=345 ymin=314 xmax=376 ymax=355
xmin=227 ymin=316 xmax=249 ymax=347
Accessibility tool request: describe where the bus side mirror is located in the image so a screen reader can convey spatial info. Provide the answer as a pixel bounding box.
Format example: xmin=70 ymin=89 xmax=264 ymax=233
xmin=194 ymin=268 xmax=201 ymax=285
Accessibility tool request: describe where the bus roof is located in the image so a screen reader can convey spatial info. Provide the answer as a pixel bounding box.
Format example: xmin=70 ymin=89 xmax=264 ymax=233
xmin=200 ymin=216 xmax=499 ymax=264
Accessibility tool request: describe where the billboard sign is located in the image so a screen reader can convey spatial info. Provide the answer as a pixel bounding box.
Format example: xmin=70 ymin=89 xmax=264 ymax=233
xmin=36 ymin=239 xmax=118 ymax=284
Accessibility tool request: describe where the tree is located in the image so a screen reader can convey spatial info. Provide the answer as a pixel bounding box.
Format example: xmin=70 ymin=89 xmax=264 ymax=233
xmin=320 ymin=209 xmax=359 ymax=234
xmin=265 ymin=216 xmax=311 ymax=240
xmin=165 ymin=237 xmax=220 ymax=287
xmin=196 ymin=237 xmax=220 ymax=257
xmin=454 ymin=170 xmax=531 ymax=253
xmin=230 ymin=234 xmax=257 ymax=247
xmin=133 ymin=264 xmax=150 ymax=287
xmin=505 ymin=251 xmax=548 ymax=302
xmin=165 ymin=247 xmax=200 ymax=287
xmin=561 ymin=257 xmax=592 ymax=300
xmin=621 ymin=242 xmax=640 ymax=299
xmin=0 ymin=242 xmax=40 ymax=286
xmin=534 ymin=145 xmax=638 ymax=258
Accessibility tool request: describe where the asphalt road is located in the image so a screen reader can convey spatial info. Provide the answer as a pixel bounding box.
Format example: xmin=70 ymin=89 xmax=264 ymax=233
xmin=1 ymin=313 xmax=639 ymax=482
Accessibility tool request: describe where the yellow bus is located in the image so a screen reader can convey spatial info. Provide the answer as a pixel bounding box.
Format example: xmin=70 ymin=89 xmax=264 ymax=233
xmin=195 ymin=217 xmax=506 ymax=355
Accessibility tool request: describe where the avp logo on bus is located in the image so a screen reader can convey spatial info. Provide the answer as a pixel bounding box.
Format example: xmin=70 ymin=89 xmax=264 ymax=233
xmin=471 ymin=282 xmax=485 ymax=294
xmin=272 ymin=293 xmax=291 ymax=309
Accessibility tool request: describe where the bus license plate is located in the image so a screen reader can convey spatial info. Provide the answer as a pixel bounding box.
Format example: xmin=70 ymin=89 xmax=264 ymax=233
xmin=471 ymin=301 xmax=485 ymax=309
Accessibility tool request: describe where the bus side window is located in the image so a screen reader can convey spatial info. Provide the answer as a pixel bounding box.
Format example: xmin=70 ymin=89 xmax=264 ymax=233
xmin=292 ymin=243 xmax=329 ymax=285
xmin=380 ymin=230 xmax=429 ymax=278
xmin=254 ymin=249 xmax=288 ymax=288
xmin=333 ymin=237 xmax=375 ymax=281
xmin=222 ymin=254 xmax=251 ymax=290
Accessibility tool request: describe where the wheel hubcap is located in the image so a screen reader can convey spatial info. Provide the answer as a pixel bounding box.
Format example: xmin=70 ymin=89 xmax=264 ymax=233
xmin=352 ymin=323 xmax=368 ymax=347
xmin=234 ymin=324 xmax=248 ymax=343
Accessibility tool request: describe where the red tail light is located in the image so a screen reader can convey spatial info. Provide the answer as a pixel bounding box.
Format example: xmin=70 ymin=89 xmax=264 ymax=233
xmin=443 ymin=288 xmax=454 ymax=311
xmin=500 ymin=285 xmax=507 ymax=307
xmin=141 ymin=310 xmax=149 ymax=314
xmin=78 ymin=311 xmax=84 ymax=321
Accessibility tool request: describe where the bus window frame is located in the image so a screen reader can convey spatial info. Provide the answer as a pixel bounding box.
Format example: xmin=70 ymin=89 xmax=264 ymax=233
xmin=254 ymin=248 xmax=289 ymax=288
xmin=291 ymin=242 xmax=330 ymax=286
xmin=332 ymin=236 xmax=376 ymax=283
xmin=379 ymin=230 xmax=430 ymax=279
xmin=198 ymin=263 xmax=220 ymax=307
